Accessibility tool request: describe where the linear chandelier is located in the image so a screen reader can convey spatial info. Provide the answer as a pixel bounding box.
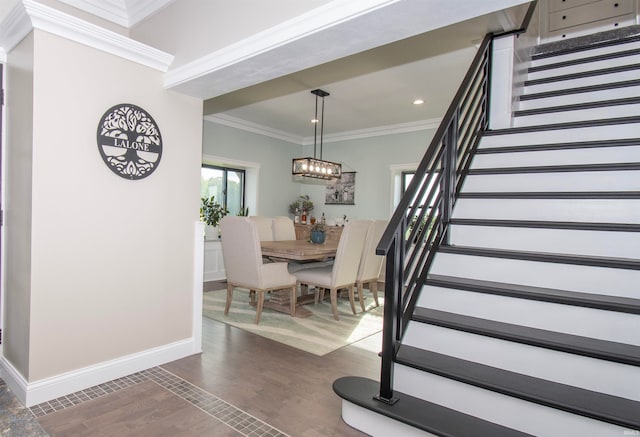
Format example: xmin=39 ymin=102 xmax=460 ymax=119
xmin=292 ymin=89 xmax=342 ymax=180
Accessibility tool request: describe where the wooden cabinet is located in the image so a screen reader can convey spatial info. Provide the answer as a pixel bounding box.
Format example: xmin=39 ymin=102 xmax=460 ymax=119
xmin=544 ymin=0 xmax=636 ymax=41
xmin=294 ymin=224 xmax=343 ymax=242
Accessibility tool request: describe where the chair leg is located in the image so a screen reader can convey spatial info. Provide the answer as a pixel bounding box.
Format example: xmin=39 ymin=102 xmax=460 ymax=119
xmin=357 ymin=282 xmax=366 ymax=312
xmin=314 ymin=286 xmax=320 ymax=304
xmin=319 ymin=288 xmax=326 ymax=303
xmin=255 ymin=291 xmax=265 ymax=324
xmin=371 ymin=281 xmax=379 ymax=307
xmin=224 ymin=284 xmax=234 ymax=315
xmin=249 ymin=289 xmax=256 ymax=305
xmin=348 ymin=285 xmax=357 ymax=315
xmin=330 ymin=288 xmax=339 ymax=320
xmin=289 ymin=286 xmax=296 ymax=317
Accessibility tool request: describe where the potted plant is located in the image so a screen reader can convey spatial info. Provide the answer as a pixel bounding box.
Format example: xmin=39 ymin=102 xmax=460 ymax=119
xmin=288 ymin=195 xmax=314 ymax=216
xmin=200 ymin=196 xmax=228 ymax=239
xmin=310 ymin=222 xmax=326 ymax=244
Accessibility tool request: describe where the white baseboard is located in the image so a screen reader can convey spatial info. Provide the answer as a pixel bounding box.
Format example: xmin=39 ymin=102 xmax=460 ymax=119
xmin=0 ymin=337 xmax=197 ymax=407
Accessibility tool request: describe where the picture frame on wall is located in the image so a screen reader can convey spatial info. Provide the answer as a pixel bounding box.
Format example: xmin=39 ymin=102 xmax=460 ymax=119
xmin=325 ymin=172 xmax=356 ymax=205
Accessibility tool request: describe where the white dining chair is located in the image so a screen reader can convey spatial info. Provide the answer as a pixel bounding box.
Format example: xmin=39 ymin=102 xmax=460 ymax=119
xmin=220 ymin=216 xmax=297 ymax=324
xmin=292 ymin=220 xmax=369 ymax=320
xmin=355 ymin=219 xmax=387 ymax=311
xmin=272 ymin=216 xmax=296 ymax=240
xmin=249 ymin=216 xmax=274 ymax=241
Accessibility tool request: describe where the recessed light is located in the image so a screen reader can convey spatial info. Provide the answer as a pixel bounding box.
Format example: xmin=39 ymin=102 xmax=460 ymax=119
xmin=311 ymin=118 xmax=319 ymax=123
xmin=413 ymin=99 xmax=424 ymax=105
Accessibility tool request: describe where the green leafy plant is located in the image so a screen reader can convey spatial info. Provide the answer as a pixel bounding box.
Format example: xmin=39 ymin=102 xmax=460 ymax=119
xmin=200 ymin=196 xmax=228 ymax=227
xmin=288 ymin=195 xmax=314 ymax=215
xmin=237 ymin=206 xmax=250 ymax=216
xmin=311 ymin=222 xmax=325 ymax=232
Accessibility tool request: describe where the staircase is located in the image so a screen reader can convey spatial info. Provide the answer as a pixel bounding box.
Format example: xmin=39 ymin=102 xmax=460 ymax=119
xmin=334 ymin=25 xmax=640 ymax=436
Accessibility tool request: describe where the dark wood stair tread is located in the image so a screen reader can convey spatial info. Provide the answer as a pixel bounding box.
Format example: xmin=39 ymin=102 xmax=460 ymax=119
xmin=466 ymin=162 xmax=640 ymax=175
xmin=438 ymin=244 xmax=640 ymax=270
xmin=449 ymin=218 xmax=640 ymax=233
xmin=412 ymin=307 xmax=640 ymax=366
xmin=395 ymin=346 xmax=640 ymax=429
xmin=425 ymin=274 xmax=640 ymax=314
xmin=514 ymin=96 xmax=640 ymax=118
xmin=475 ymin=138 xmax=640 ymax=154
xmin=333 ymin=376 xmax=534 ymax=437
xmin=458 ymin=191 xmax=640 ymax=199
xmin=484 ymin=116 xmax=640 ymax=135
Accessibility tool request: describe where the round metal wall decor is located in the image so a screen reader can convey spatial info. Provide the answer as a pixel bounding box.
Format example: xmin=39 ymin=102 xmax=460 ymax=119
xmin=96 ymin=103 xmax=163 ymax=180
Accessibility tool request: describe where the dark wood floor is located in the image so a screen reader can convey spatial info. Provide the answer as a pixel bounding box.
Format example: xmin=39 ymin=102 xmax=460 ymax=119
xmin=37 ymin=316 xmax=381 ymax=436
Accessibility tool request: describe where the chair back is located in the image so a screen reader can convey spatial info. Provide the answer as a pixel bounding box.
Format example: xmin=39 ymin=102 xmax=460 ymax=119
xmin=220 ymin=216 xmax=263 ymax=286
xmin=357 ymin=220 xmax=388 ymax=281
xmin=272 ymin=216 xmax=296 ymax=240
xmin=249 ymin=216 xmax=274 ymax=241
xmin=331 ymin=220 xmax=369 ymax=287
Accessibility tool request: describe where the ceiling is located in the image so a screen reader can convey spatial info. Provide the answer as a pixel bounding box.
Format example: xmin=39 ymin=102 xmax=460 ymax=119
xmin=3 ymin=0 xmax=533 ymax=144
xmin=203 ymin=17 xmax=507 ymax=144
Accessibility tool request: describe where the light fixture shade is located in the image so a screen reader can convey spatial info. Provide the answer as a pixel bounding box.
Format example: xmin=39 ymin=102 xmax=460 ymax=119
xmin=292 ymin=157 xmax=342 ymax=179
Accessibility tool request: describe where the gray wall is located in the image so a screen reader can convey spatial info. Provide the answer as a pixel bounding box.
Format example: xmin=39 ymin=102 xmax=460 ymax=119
xmin=203 ymin=120 xmax=436 ymax=222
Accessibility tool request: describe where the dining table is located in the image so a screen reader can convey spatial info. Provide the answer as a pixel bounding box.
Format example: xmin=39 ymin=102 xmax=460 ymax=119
xmin=260 ymin=239 xmax=338 ymax=261
xmin=260 ymin=239 xmax=339 ymax=317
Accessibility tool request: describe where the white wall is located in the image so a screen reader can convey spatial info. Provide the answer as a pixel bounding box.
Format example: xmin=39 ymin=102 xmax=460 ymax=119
xmin=3 ymin=28 xmax=203 ymax=395
xmin=3 ymin=32 xmax=34 ymax=379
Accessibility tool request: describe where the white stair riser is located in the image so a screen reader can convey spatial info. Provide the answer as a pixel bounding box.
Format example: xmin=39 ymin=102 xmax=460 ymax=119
xmin=472 ymin=145 xmax=640 ymax=168
xmin=430 ymin=252 xmax=640 ymax=297
xmin=453 ymin=198 xmax=640 ymax=223
xmin=393 ymin=365 xmax=627 ymax=436
xmin=402 ymin=323 xmax=640 ymax=401
xmin=416 ymin=286 xmax=640 ymax=345
xmin=523 ymin=69 xmax=640 ymax=94
xmin=449 ymin=225 xmax=640 ymax=259
xmin=531 ymin=40 xmax=640 ymax=68
xmin=462 ymin=171 xmax=640 ymax=193
xmin=513 ymin=104 xmax=640 ymax=127
xmin=478 ymin=122 xmax=640 ymax=148
xmin=527 ymin=54 xmax=640 ymax=81
xmin=518 ymin=85 xmax=640 ymax=110
xmin=341 ymin=402 xmax=436 ymax=437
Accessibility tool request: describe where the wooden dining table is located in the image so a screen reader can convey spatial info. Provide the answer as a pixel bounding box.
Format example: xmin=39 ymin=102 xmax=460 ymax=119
xmin=260 ymin=239 xmax=339 ymax=317
xmin=260 ymin=239 xmax=338 ymax=261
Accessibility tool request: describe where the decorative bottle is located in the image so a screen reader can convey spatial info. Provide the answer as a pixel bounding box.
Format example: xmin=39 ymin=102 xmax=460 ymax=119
xmin=294 ymin=208 xmax=300 ymax=224
xmin=321 ymin=212 xmax=326 ymax=225
xmin=301 ymin=209 xmax=307 ymax=224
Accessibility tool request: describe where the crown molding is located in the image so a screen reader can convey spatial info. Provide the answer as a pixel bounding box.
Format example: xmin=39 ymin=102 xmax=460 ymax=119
xmin=0 ymin=1 xmax=33 ymax=54
xmin=164 ymin=0 xmax=398 ymax=94
xmin=205 ymin=114 xmax=443 ymax=146
xmin=303 ymin=118 xmax=443 ymax=145
xmin=126 ymin=0 xmax=175 ymax=26
xmin=56 ymin=0 xmax=129 ymax=27
xmin=20 ymin=0 xmax=173 ymax=71
xmin=204 ymin=114 xmax=304 ymax=145
xmin=54 ymin=0 xmax=175 ymax=27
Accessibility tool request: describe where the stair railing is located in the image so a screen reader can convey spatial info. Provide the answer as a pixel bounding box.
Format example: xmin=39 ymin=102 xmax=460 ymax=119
xmin=374 ymin=0 xmax=538 ymax=405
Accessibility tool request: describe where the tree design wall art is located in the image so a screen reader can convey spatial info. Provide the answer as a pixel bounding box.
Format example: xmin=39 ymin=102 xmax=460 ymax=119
xmin=96 ymin=104 xmax=163 ymax=180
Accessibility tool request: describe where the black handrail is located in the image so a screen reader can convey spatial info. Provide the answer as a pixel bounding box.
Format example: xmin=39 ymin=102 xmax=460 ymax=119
xmin=374 ymin=0 xmax=538 ymax=405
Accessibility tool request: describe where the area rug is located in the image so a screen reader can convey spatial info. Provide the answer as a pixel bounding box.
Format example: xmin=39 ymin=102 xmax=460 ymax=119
xmin=203 ymin=287 xmax=383 ymax=356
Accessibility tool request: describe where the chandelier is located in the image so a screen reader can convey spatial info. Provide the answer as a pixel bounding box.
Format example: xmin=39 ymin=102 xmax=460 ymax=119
xmin=292 ymin=89 xmax=342 ymax=180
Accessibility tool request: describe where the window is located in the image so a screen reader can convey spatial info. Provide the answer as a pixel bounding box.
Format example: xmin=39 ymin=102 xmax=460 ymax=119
xmin=201 ymin=165 xmax=246 ymax=216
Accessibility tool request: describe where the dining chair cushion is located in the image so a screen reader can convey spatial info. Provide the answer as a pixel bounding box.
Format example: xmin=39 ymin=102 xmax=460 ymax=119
xmin=272 ymin=216 xmax=296 ymax=241
xmin=249 ymin=216 xmax=274 ymax=241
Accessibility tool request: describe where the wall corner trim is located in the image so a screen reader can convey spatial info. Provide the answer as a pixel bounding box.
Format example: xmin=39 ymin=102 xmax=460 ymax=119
xmin=0 ymin=337 xmax=196 ymax=407
xmin=21 ymin=0 xmax=174 ymax=72
xmin=0 ymin=1 xmax=33 ymax=55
